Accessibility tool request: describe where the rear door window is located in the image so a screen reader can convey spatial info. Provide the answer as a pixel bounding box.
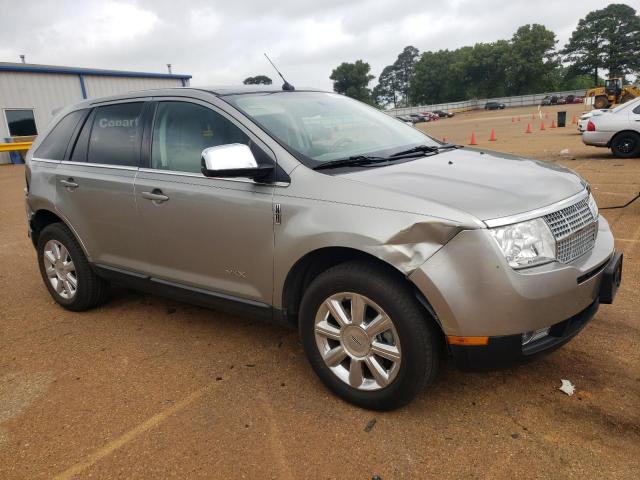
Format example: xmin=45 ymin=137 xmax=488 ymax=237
xmin=88 ymin=102 xmax=144 ymax=167
xmin=34 ymin=110 xmax=87 ymax=160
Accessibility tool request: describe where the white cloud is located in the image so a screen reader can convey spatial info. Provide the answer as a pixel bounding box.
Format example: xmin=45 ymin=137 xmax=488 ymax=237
xmin=1 ymin=0 xmax=639 ymax=90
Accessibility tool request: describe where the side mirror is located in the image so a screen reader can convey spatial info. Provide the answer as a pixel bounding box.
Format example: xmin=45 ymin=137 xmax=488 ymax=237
xmin=201 ymin=144 xmax=274 ymax=182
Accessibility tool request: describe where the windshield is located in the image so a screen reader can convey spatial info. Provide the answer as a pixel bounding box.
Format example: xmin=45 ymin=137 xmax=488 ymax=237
xmin=223 ymin=91 xmax=438 ymax=167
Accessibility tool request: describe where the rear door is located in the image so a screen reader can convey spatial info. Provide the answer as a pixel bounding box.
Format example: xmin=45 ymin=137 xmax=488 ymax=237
xmin=55 ymin=100 xmax=150 ymax=269
xmin=133 ymin=98 xmax=275 ymax=304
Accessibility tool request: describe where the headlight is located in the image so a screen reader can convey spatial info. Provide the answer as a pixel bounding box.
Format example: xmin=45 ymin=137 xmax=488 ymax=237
xmin=489 ymin=218 xmax=556 ymax=269
xmin=588 ymin=192 xmax=598 ymax=219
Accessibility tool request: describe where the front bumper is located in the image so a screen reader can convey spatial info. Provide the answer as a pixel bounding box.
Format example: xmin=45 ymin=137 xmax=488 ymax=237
xmin=449 ymin=299 xmax=599 ymax=370
xmin=409 ymin=216 xmax=616 ymax=337
xmin=449 ymin=250 xmax=622 ymax=370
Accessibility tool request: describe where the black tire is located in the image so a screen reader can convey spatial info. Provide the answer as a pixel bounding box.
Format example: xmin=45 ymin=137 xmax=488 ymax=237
xmin=37 ymin=223 xmax=109 ymax=311
xmin=299 ymin=261 xmax=441 ymax=410
xmin=610 ymin=131 xmax=640 ymax=158
xmin=594 ymin=95 xmax=610 ymax=109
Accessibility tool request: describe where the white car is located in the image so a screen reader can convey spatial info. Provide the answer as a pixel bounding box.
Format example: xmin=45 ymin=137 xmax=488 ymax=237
xmin=582 ymin=98 xmax=640 ymax=157
xmin=578 ymin=109 xmax=609 ymax=132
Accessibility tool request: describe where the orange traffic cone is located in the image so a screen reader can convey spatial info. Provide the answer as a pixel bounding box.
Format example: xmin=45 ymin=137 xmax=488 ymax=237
xmin=540 ymin=121 xmax=546 ymax=131
xmin=489 ymin=129 xmax=497 ymax=141
xmin=442 ymin=137 xmax=448 ymax=143
xmin=469 ymin=132 xmax=478 ymax=145
xmin=550 ymin=119 xmax=557 ymax=128
xmin=525 ymin=123 xmax=532 ymax=133
xmin=571 ymin=115 xmax=577 ymax=124
xmin=511 ymin=117 xmax=515 ymax=123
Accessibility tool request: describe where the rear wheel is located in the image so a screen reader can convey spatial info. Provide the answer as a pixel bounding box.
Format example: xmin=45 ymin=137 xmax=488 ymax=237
xmin=610 ymin=132 xmax=640 ymax=158
xmin=299 ymin=261 xmax=440 ymax=410
xmin=594 ymin=95 xmax=610 ymax=109
xmin=37 ymin=223 xmax=109 ymax=311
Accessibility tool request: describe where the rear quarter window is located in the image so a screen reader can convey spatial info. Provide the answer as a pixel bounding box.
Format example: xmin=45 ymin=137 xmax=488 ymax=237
xmin=34 ymin=110 xmax=87 ymax=160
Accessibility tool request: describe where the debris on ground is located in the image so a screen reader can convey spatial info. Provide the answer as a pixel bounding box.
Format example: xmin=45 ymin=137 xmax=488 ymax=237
xmin=364 ymin=419 xmax=377 ymax=433
xmin=559 ymin=379 xmax=575 ymax=396
xmin=559 ymin=148 xmax=570 ymax=155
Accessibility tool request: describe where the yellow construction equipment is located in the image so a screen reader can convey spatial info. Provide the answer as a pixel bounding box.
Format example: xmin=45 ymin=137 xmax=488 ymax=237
xmin=0 ymin=141 xmax=32 ymax=152
xmin=585 ymin=78 xmax=640 ymax=109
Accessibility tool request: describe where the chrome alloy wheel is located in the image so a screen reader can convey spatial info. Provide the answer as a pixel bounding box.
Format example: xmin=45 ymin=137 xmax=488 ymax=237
xmin=43 ymin=239 xmax=77 ymax=299
xmin=314 ymin=293 xmax=402 ymax=391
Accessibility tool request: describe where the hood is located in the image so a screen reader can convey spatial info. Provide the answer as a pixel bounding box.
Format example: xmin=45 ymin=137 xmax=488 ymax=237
xmin=340 ymin=148 xmax=585 ymax=221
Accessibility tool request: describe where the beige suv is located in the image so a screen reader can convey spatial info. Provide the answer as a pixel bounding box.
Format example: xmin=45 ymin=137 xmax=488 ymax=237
xmin=25 ymin=86 xmax=622 ymax=410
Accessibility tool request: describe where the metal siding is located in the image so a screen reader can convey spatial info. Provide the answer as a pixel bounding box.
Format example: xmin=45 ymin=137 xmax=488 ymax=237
xmin=0 ymin=71 xmax=82 ymax=163
xmin=83 ymin=75 xmax=184 ymax=98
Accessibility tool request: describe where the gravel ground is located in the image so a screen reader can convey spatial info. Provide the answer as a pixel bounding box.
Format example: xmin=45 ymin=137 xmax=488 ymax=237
xmin=1 ymin=104 xmax=639 ymax=479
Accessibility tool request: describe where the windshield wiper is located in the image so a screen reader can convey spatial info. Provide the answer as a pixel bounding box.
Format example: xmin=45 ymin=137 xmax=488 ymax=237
xmin=313 ymin=143 xmax=463 ymax=171
xmin=312 ymin=155 xmax=391 ymax=171
xmin=389 ymin=143 xmax=461 ymax=158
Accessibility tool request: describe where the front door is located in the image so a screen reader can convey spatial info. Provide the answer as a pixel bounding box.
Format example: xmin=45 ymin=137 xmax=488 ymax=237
xmin=134 ymin=99 xmax=275 ymax=304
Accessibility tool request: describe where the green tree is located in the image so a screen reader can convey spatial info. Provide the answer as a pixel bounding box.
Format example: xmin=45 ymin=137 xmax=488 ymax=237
xmin=373 ymin=65 xmax=400 ymax=108
xmin=243 ymin=75 xmax=273 ymax=85
xmin=410 ymin=50 xmax=462 ymax=104
xmin=505 ymin=24 xmax=559 ymax=95
xmin=392 ymin=46 xmax=420 ymax=106
xmin=329 ymin=60 xmax=375 ymax=103
xmin=563 ymin=3 xmax=640 ymax=83
xmin=462 ymin=41 xmax=510 ymax=98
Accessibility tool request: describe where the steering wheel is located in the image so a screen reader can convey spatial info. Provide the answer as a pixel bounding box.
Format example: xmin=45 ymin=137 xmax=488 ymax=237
xmin=332 ymin=137 xmax=354 ymax=150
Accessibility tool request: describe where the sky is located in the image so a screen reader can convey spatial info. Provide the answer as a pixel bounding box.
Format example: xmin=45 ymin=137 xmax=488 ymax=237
xmin=1 ymin=0 xmax=639 ymax=90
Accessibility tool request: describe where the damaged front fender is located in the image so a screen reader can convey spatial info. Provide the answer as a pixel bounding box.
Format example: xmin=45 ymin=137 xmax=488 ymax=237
xmin=273 ymin=195 xmax=477 ymax=309
xmin=370 ymin=220 xmax=463 ymax=273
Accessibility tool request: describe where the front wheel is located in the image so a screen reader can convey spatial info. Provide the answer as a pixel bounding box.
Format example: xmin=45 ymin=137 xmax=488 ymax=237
xmin=299 ymin=261 xmax=441 ymax=410
xmin=610 ymin=132 xmax=640 ymax=158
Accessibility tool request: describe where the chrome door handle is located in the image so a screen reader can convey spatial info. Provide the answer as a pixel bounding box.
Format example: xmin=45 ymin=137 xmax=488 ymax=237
xmin=60 ymin=179 xmax=79 ymax=189
xmin=141 ymin=190 xmax=169 ymax=202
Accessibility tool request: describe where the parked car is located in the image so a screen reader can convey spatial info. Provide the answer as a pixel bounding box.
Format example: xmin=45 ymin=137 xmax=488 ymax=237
xmin=395 ymin=114 xmax=415 ymax=125
xmin=25 ymin=86 xmax=622 ymax=410
xmin=582 ymin=97 xmax=640 ymax=157
xmin=484 ymin=102 xmax=506 ymax=110
xmin=572 ymin=96 xmax=585 ymax=104
xmin=420 ymin=112 xmax=440 ymax=121
xmin=431 ymin=110 xmax=454 ymax=118
xmin=409 ymin=113 xmax=429 ymax=123
xmin=557 ymin=96 xmax=567 ymax=105
xmin=578 ymin=109 xmax=610 ymax=132
xmin=540 ymin=95 xmax=558 ymax=106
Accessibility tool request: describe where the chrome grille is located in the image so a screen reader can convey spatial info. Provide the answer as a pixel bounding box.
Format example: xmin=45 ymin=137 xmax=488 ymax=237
xmin=543 ymin=197 xmax=598 ymax=263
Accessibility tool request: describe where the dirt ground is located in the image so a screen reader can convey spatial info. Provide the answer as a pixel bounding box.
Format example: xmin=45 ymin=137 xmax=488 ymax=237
xmin=1 ymin=104 xmax=639 ymax=479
